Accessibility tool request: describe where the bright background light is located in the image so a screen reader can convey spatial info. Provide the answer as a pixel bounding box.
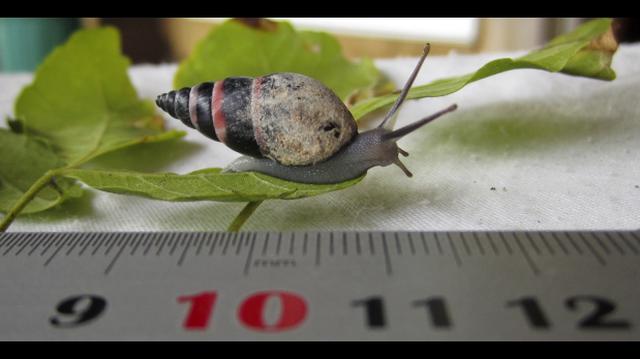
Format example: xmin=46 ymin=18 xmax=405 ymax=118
xmin=272 ymin=18 xmax=479 ymax=44
xmin=192 ymin=18 xmax=480 ymax=46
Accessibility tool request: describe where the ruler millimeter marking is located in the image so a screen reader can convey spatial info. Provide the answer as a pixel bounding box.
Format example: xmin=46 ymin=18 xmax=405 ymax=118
xmin=1 ymin=230 xmax=639 ymax=340
xmin=1 ymin=230 xmax=638 ymax=276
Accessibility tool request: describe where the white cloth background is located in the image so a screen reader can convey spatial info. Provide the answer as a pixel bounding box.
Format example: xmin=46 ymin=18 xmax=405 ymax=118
xmin=2 ymin=45 xmax=640 ymax=232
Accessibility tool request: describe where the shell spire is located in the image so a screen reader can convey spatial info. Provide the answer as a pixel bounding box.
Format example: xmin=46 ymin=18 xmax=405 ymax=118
xmin=156 ymin=84 xmax=219 ymax=141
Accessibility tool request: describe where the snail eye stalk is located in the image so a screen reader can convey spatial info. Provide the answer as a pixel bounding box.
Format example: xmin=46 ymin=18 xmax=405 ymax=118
xmin=378 ymin=43 xmax=431 ymax=130
xmin=393 ymin=158 xmax=413 ymax=177
xmin=384 ymin=104 xmax=457 ymax=178
xmin=382 ymin=104 xmax=458 ymax=142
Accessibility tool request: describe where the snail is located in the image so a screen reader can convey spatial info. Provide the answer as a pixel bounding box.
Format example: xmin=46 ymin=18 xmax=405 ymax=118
xmin=156 ymin=44 xmax=457 ymax=184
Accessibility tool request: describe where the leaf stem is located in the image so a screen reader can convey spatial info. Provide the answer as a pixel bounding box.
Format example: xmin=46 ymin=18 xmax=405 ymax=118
xmin=0 ymin=131 xmax=186 ymax=232
xmin=0 ymin=169 xmax=60 ymax=232
xmin=227 ymin=201 xmax=263 ymax=232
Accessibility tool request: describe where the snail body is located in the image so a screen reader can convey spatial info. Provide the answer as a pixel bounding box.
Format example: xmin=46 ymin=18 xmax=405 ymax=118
xmin=157 ymin=44 xmax=457 ymax=184
xmin=225 ymin=128 xmax=398 ymax=184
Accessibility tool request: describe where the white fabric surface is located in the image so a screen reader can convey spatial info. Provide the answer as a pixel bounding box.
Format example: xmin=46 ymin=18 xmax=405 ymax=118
xmin=2 ymin=45 xmax=640 ymax=232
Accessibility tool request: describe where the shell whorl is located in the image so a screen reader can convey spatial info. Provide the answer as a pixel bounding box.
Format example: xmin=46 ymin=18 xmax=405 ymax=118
xmin=156 ymin=73 xmax=357 ymax=166
xmin=156 ymin=83 xmax=219 ymax=141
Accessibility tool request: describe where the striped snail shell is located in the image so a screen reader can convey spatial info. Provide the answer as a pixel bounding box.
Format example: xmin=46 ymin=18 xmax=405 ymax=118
xmin=156 ymin=73 xmax=357 ymax=166
xmin=156 ymin=44 xmax=458 ymax=184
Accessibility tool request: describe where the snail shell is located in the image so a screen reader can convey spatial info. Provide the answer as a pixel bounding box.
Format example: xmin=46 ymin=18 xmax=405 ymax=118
xmin=156 ymin=73 xmax=357 ymax=166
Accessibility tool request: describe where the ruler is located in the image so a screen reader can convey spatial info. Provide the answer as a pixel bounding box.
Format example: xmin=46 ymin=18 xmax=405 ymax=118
xmin=1 ymin=230 xmax=639 ymax=340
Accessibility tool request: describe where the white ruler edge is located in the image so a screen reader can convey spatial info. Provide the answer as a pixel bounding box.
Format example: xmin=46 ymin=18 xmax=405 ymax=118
xmin=0 ymin=230 xmax=639 ymax=340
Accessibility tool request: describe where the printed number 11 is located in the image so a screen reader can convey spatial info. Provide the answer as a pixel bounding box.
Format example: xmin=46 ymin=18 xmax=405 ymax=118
xmin=352 ymin=296 xmax=452 ymax=330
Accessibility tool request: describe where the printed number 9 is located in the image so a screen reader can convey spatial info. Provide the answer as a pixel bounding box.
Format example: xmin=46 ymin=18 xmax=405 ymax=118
xmin=50 ymin=295 xmax=107 ymax=328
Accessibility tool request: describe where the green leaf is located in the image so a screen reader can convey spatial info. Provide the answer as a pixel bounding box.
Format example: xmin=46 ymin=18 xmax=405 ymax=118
xmin=2 ymin=27 xmax=187 ymax=226
xmin=350 ymin=18 xmax=618 ymax=120
xmin=174 ymin=19 xmax=380 ymax=101
xmin=62 ymin=168 xmax=364 ymax=202
xmin=14 ymin=27 xmax=186 ymax=165
xmin=0 ymin=129 xmax=82 ymax=214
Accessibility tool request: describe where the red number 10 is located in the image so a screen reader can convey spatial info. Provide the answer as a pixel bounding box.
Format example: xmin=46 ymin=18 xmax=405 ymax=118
xmin=178 ymin=292 xmax=218 ymax=330
xmin=178 ymin=290 xmax=307 ymax=332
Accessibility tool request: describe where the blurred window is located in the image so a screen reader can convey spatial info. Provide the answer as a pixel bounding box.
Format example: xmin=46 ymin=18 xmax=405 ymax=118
xmin=194 ymin=18 xmax=479 ymax=46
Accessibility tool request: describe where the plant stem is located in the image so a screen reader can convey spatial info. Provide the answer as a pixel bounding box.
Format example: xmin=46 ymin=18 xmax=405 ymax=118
xmin=0 ymin=145 xmax=112 ymax=232
xmin=0 ymin=169 xmax=60 ymax=232
xmin=227 ymin=201 xmax=263 ymax=232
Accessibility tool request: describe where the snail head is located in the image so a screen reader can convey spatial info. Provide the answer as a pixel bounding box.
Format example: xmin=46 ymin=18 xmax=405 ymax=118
xmin=368 ymin=42 xmax=458 ymax=177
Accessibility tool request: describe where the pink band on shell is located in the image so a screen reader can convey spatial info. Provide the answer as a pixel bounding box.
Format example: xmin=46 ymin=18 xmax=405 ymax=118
xmin=212 ymin=80 xmax=227 ymax=144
